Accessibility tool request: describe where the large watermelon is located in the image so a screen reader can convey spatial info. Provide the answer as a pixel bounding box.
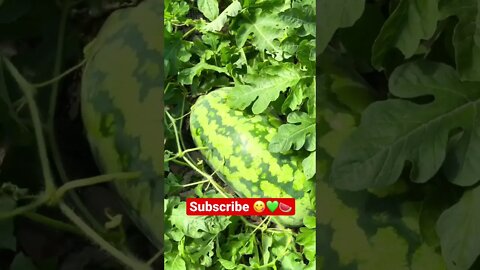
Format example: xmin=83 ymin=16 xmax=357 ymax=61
xmin=81 ymin=0 xmax=163 ymax=248
xmin=189 ymin=88 xmax=315 ymax=227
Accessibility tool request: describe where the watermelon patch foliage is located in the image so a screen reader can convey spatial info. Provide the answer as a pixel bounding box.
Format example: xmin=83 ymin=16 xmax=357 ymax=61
xmin=164 ymin=0 xmax=316 ymax=269
xmin=322 ymin=0 xmax=480 ymax=269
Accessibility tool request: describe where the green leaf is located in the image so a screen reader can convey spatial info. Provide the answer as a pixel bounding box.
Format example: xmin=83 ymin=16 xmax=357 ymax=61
xmin=197 ymin=0 xmax=219 ymax=21
xmin=269 ymin=112 xmax=315 ymax=153
xmin=184 ymin=237 xmax=215 ymax=266
xmin=279 ymin=6 xmax=315 ymax=37
xmin=227 ymin=64 xmax=304 ymax=114
xmin=204 ymin=1 xmax=242 ymax=32
xmin=436 ymin=185 xmax=480 ymax=270
xmin=165 ymin=253 xmax=187 ymax=270
xmin=440 ymin=0 xmax=480 ymax=81
xmin=282 ymin=84 xmax=305 ymax=113
xmin=281 ymin=75 xmax=315 ymax=114
xmin=281 ymin=252 xmax=306 ymax=269
xmin=178 ymin=60 xmax=228 ymax=85
xmin=297 ymin=227 xmax=315 ymax=261
xmin=331 ymin=61 xmax=480 ymax=190
xmin=302 ymin=151 xmax=315 ymax=179
xmin=303 ymin=215 xmax=315 ymax=229
xmin=10 ymin=253 xmax=37 ymax=270
xmin=235 ymin=5 xmax=288 ymax=53
xmin=372 ymin=0 xmax=441 ymax=69
xmin=261 ymin=233 xmax=273 ymax=265
xmin=218 ymin=259 xmax=237 ymax=269
xmin=164 ymin=31 xmax=191 ymax=77
xmin=318 ymin=0 xmax=365 ymax=53
xmin=219 ymin=233 xmax=256 ymax=262
xmin=169 ymin=202 xmax=231 ymax=238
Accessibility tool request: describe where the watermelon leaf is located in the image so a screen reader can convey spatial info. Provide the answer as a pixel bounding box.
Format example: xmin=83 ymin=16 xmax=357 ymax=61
xmin=169 ymin=202 xmax=231 ymax=238
xmin=269 ymin=112 xmax=315 ymax=153
xmin=178 ymin=60 xmax=228 ymax=85
xmin=372 ymin=0 xmax=441 ymax=69
xmin=436 ymin=185 xmax=480 ymax=270
xmin=296 ymin=227 xmax=315 ymax=261
xmin=279 ymin=6 xmax=315 ymax=37
xmin=318 ymin=0 xmax=365 ymax=53
xmin=331 ymin=61 xmax=480 ymax=190
xmin=234 ymin=1 xmax=288 ymax=53
xmin=197 ymin=0 xmax=219 ymax=21
xmin=203 ymin=0 xmax=242 ymax=32
xmin=227 ymin=63 xmax=307 ymax=114
xmin=302 ymin=151 xmax=315 ymax=179
xmin=440 ymin=0 xmax=480 ymax=81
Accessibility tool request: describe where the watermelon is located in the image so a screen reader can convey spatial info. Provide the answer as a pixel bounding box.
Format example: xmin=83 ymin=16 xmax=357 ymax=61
xmin=279 ymin=202 xmax=292 ymax=213
xmin=80 ymin=0 xmax=163 ymax=248
xmin=189 ymin=89 xmax=315 ymax=227
xmin=78 ymin=0 xmax=448 ymax=267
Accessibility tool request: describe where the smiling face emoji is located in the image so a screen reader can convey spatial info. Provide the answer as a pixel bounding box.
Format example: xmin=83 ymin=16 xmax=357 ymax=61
xmin=253 ymin=201 xmax=265 ymax=213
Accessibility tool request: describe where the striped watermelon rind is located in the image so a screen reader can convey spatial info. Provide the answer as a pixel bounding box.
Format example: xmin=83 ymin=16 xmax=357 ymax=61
xmin=189 ymin=88 xmax=315 ymax=227
xmin=80 ymin=0 xmax=163 ymax=248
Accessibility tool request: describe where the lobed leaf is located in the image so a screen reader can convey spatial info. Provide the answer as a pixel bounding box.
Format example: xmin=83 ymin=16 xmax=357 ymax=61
xmin=235 ymin=6 xmax=288 ymax=53
xmin=227 ymin=63 xmax=305 ymax=114
xmin=372 ymin=0 xmax=441 ymax=69
xmin=331 ymin=61 xmax=480 ymax=190
xmin=269 ymin=112 xmax=315 ymax=153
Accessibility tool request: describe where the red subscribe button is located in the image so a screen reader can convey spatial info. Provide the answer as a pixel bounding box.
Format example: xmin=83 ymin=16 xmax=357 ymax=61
xmin=186 ymin=198 xmax=295 ymax=216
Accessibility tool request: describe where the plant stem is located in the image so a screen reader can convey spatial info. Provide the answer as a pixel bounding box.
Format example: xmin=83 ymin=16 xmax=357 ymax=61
xmin=165 ymin=146 xmax=208 ymax=161
xmin=182 ymin=27 xmax=197 ymax=39
xmin=0 ymin=194 xmax=48 ymax=220
xmin=47 ymin=0 xmax=106 ymax=235
xmin=33 ymin=59 xmax=86 ymax=88
xmin=166 ymin=110 xmax=229 ymax=197
xmin=248 ymin=216 xmax=271 ymax=237
xmin=170 ymin=159 xmax=189 ymax=166
xmin=59 ymin=203 xmax=151 ymax=270
xmin=51 ymin=172 xmax=140 ymax=204
xmin=2 ymin=58 xmax=56 ymax=195
xmin=22 ymin=212 xmax=84 ymax=237
xmin=146 ymin=249 xmax=162 ymax=266
xmin=181 ymin=179 xmax=209 ymax=188
xmin=166 ymin=111 xmax=182 ymax=154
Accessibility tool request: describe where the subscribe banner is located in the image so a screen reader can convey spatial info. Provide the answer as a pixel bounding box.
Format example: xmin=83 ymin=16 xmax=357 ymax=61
xmin=186 ymin=198 xmax=295 ymax=216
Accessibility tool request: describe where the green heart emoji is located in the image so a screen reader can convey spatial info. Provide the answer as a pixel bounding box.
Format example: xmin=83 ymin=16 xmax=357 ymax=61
xmin=266 ymin=201 xmax=278 ymax=213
